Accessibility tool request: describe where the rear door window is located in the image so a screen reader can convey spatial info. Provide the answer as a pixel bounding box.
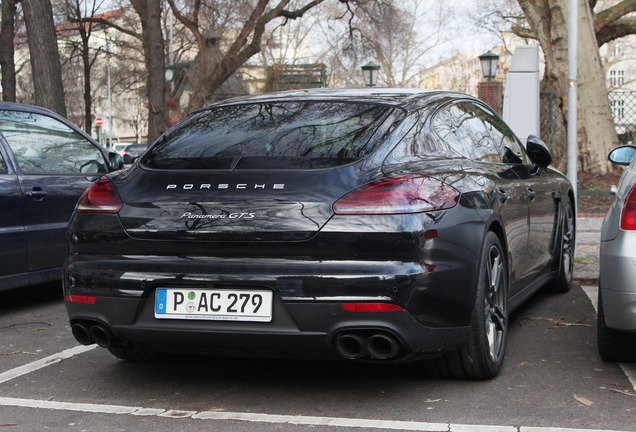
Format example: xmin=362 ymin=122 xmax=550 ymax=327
xmin=143 ymin=102 xmax=403 ymax=170
xmin=0 ymin=110 xmax=108 ymax=174
xmin=432 ymin=102 xmax=500 ymax=162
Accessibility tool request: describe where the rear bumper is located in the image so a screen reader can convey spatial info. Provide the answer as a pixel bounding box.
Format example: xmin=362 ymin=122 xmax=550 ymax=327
xmin=65 ymin=295 xmax=471 ymax=361
xmin=64 ymin=248 xmax=478 ymax=361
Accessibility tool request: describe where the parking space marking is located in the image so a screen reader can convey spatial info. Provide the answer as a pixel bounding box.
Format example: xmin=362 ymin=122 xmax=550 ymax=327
xmin=0 ymin=345 xmax=95 ymax=385
xmin=1 ymin=396 xmax=635 ymax=432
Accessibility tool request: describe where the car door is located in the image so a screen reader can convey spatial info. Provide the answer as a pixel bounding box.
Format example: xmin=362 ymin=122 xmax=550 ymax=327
xmin=431 ymin=102 xmax=530 ymax=292
xmin=0 ymin=109 xmax=110 ymax=272
xmin=473 ymin=104 xmax=557 ymax=282
xmin=0 ymin=143 xmax=26 ymax=279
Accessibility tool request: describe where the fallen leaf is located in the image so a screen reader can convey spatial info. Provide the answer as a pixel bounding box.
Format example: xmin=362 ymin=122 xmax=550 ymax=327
xmin=573 ymin=395 xmax=594 ymax=406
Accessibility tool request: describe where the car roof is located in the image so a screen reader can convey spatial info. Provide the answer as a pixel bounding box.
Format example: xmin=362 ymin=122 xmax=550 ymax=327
xmin=0 ymin=101 xmax=67 ymax=118
xmin=204 ymin=88 xmax=474 ymax=112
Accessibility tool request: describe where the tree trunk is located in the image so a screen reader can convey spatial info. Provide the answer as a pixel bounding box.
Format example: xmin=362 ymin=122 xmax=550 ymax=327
xmin=0 ymin=0 xmax=16 ymax=102
xmin=131 ymin=0 xmax=166 ymax=145
xmin=22 ymin=0 xmax=67 ymax=117
xmin=577 ymin=0 xmax=617 ymax=174
xmin=80 ymin=29 xmax=93 ymax=134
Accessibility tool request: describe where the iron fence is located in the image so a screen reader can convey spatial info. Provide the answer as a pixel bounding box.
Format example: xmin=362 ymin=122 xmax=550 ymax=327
xmin=608 ymin=91 xmax=636 ymax=144
xmin=541 ymin=91 xmax=636 ymax=152
xmin=540 ymin=92 xmax=567 ymax=161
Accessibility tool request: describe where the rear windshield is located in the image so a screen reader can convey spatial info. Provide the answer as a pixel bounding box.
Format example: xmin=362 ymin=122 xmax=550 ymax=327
xmin=142 ymin=101 xmax=403 ymax=170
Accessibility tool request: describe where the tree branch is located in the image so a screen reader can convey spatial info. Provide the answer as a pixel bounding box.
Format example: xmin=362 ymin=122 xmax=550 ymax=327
xmin=595 ymin=0 xmax=636 ymax=33
xmin=596 ymin=16 xmax=636 ymax=46
xmin=71 ymin=17 xmax=141 ymax=40
xmin=511 ymin=23 xmax=537 ymax=40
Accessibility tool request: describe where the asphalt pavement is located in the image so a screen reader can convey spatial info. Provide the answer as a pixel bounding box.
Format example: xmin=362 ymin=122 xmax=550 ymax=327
xmin=574 ymin=217 xmax=604 ymax=282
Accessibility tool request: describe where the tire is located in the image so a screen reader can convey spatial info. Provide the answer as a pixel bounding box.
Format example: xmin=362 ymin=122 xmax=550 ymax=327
xmin=597 ymin=290 xmax=636 ymax=362
xmin=426 ymin=231 xmax=508 ymax=380
xmin=547 ymin=198 xmax=574 ymax=293
xmin=107 ymin=346 xmax=160 ymax=363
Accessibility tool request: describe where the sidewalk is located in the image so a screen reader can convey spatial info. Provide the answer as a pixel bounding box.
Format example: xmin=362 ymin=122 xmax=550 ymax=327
xmin=573 ymin=216 xmax=603 ymax=282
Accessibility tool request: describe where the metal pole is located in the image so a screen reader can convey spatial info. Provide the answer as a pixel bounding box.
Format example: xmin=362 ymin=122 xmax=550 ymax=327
xmin=107 ymin=39 xmax=113 ymax=149
xmin=169 ymin=8 xmax=174 ymax=94
xmin=567 ymin=0 xmax=579 ymax=207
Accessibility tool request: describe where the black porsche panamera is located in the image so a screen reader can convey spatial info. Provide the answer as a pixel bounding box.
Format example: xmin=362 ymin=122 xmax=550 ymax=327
xmin=64 ymin=88 xmax=575 ymax=379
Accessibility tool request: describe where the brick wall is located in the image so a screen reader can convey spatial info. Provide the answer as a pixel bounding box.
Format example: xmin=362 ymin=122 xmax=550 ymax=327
xmin=477 ymin=81 xmax=503 ymax=115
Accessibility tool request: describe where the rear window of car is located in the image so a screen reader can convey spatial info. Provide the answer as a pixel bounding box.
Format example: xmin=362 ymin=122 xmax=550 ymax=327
xmin=142 ymin=101 xmax=404 ymax=170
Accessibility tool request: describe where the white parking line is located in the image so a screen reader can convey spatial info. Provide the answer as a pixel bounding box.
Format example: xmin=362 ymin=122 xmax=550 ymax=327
xmin=1 ymin=396 xmax=635 ymax=432
xmin=0 ymin=345 xmax=95 ymax=385
xmin=581 ymin=285 xmax=636 ymax=393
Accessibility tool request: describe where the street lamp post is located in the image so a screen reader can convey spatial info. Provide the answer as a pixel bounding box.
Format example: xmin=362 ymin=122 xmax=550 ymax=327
xmin=477 ymin=50 xmax=503 ymax=114
xmin=361 ymin=62 xmax=380 ymax=87
xmin=478 ymin=50 xmax=500 ymax=81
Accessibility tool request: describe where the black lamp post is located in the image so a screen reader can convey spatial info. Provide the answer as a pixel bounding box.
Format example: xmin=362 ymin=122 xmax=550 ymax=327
xmin=478 ymin=50 xmax=500 ymax=81
xmin=361 ymin=62 xmax=380 ymax=87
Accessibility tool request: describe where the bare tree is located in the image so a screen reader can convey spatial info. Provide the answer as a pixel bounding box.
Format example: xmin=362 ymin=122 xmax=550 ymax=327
xmin=130 ymin=0 xmax=166 ymax=144
xmin=167 ymin=0 xmax=328 ymax=111
xmin=60 ymin=0 xmax=108 ymax=133
xmin=319 ymin=0 xmax=455 ymax=88
xmin=0 ymin=0 xmax=17 ymax=102
xmin=23 ymin=0 xmax=67 ymax=116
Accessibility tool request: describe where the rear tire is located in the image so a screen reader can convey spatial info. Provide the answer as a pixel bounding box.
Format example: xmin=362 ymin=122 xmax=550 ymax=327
xmin=426 ymin=232 xmax=508 ymax=380
xmin=597 ymin=290 xmax=636 ymax=362
xmin=547 ymin=198 xmax=574 ymax=293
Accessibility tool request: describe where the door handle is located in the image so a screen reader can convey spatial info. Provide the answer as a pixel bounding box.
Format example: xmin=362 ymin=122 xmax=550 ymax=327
xmin=527 ymin=188 xmax=536 ymax=201
xmin=26 ymin=188 xmax=47 ymax=200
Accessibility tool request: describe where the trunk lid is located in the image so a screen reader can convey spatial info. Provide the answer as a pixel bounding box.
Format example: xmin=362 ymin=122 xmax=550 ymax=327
xmin=116 ymin=167 xmax=366 ymax=242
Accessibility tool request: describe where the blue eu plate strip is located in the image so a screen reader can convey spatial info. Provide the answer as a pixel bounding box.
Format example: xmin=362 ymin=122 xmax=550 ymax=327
xmin=155 ymin=289 xmax=167 ymax=315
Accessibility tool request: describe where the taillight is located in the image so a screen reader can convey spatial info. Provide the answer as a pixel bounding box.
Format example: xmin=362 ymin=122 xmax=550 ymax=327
xmin=341 ymin=303 xmax=404 ymax=312
xmin=333 ymin=175 xmax=459 ymax=215
xmin=76 ymin=176 xmax=122 ymax=213
xmin=65 ymin=295 xmax=97 ymax=303
xmin=621 ymin=184 xmax=636 ymax=229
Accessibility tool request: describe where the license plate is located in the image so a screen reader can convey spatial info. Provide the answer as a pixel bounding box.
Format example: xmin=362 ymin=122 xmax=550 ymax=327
xmin=155 ymin=288 xmax=273 ymax=322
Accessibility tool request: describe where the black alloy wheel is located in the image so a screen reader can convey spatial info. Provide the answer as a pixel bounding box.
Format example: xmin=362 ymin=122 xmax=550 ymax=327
xmin=548 ymin=198 xmax=575 ymax=293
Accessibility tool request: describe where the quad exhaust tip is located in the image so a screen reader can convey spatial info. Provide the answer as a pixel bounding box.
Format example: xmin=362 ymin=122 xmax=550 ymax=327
xmin=71 ymin=322 xmax=116 ymax=348
xmin=71 ymin=323 xmax=92 ymax=346
xmin=334 ymin=331 xmax=403 ymax=360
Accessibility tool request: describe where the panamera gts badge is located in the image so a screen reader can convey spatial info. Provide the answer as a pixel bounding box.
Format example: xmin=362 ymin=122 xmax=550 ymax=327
xmin=180 ymin=212 xmax=255 ymax=219
xmin=166 ymin=183 xmax=285 ymax=190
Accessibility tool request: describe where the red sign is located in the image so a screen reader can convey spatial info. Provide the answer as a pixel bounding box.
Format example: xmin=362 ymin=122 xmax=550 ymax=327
xmin=95 ymin=117 xmax=103 ymax=126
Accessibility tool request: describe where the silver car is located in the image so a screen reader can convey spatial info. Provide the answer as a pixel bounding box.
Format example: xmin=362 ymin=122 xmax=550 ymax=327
xmin=598 ymin=144 xmax=636 ymax=361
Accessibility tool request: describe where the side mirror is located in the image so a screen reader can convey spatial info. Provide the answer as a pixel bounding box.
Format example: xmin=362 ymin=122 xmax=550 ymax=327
xmin=526 ymin=135 xmax=552 ymax=169
xmin=608 ymin=145 xmax=636 ymax=166
xmin=108 ymin=152 xmax=124 ymax=171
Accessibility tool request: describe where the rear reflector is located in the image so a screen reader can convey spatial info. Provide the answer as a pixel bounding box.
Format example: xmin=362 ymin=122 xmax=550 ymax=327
xmin=76 ymin=176 xmax=122 ymax=213
xmin=341 ymin=303 xmax=404 ymax=312
xmin=621 ymin=184 xmax=636 ymax=230
xmin=65 ymin=295 xmax=97 ymax=304
xmin=333 ymin=175 xmax=459 ymax=215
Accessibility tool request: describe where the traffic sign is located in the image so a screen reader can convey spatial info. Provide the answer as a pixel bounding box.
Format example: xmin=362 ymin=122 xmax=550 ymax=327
xmin=95 ymin=117 xmax=103 ymax=126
